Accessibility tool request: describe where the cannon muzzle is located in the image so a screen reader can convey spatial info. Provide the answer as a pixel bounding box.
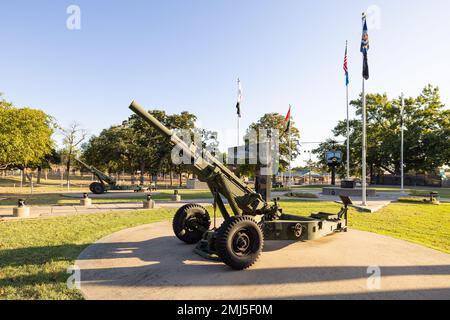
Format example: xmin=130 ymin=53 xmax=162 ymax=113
xmin=129 ymin=101 xmax=173 ymax=138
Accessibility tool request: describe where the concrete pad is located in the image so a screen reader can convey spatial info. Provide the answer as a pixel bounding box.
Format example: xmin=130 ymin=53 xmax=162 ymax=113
xmin=76 ymin=221 xmax=450 ymax=300
xmin=349 ymin=200 xmax=392 ymax=213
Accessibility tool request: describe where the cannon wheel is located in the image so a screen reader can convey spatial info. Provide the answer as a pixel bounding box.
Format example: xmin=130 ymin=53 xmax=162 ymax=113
xmin=90 ymin=182 xmax=105 ymax=195
xmin=172 ymin=204 xmax=211 ymax=244
xmin=215 ymin=216 xmax=264 ymax=270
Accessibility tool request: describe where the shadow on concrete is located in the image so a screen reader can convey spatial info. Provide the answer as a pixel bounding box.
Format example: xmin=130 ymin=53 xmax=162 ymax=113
xmin=2 ymin=234 xmax=450 ymax=300
xmin=74 ymin=236 xmax=450 ymax=286
xmin=267 ymin=288 xmax=450 ymax=300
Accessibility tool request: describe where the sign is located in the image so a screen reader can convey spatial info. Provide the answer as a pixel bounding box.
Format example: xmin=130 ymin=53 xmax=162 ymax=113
xmin=326 ymin=151 xmax=343 ymax=165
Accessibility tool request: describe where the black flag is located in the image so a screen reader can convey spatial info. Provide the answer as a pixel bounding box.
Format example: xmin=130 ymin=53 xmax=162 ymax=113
xmin=236 ymin=78 xmax=242 ymax=118
xmin=363 ymin=54 xmax=369 ymax=80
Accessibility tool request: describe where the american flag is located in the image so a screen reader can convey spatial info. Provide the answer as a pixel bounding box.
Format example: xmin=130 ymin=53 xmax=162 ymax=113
xmin=343 ymin=41 xmax=349 ymax=86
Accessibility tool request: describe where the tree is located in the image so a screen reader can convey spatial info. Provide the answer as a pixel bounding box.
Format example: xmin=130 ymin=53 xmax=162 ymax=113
xmin=0 ymin=95 xmax=54 ymax=175
xmin=60 ymin=122 xmax=87 ymax=185
xmin=82 ymin=124 xmax=135 ymax=175
xmin=314 ymin=85 xmax=450 ymax=179
xmin=82 ymin=109 xmax=198 ymax=186
xmin=244 ymin=113 xmax=301 ymax=175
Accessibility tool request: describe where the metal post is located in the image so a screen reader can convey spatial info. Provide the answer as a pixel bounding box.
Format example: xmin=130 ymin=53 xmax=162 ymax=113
xmin=237 ymin=78 xmax=242 ymax=147
xmin=237 ymin=116 xmax=240 ymax=147
xmin=309 ymin=151 xmax=312 ymax=185
xmin=346 ymin=81 xmax=350 ymax=179
xmin=401 ymin=93 xmax=405 ymax=192
xmin=362 ymin=78 xmax=367 ymax=206
xmin=289 ymin=121 xmax=292 ymax=188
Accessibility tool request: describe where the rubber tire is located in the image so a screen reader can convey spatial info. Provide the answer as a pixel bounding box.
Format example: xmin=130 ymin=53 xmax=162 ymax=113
xmin=172 ymin=204 xmax=211 ymax=244
xmin=90 ymin=182 xmax=105 ymax=195
xmin=215 ymin=216 xmax=264 ymax=270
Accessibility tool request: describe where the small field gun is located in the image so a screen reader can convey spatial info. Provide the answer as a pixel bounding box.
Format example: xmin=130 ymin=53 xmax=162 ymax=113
xmin=129 ymin=101 xmax=349 ymax=270
xmin=75 ymin=158 xmax=149 ymax=194
xmin=75 ymin=158 xmax=117 ymax=194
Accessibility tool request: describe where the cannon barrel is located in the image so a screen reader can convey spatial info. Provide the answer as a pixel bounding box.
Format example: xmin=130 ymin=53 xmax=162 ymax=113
xmin=129 ymin=100 xmax=194 ymax=158
xmin=129 ymin=101 xmax=173 ymax=138
xmin=128 ymin=100 xmax=264 ymax=217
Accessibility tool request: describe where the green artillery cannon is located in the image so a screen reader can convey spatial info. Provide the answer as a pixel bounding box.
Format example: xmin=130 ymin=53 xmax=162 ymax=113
xmin=75 ymin=158 xmax=150 ymax=195
xmin=129 ymin=101 xmax=350 ymax=270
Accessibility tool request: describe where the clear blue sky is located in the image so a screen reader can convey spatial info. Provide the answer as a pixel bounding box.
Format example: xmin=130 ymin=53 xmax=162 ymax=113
xmin=1 ymin=0 xmax=449 ymax=166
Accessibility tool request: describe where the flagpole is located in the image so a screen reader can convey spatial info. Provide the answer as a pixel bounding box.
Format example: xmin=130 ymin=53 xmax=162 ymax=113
xmin=237 ymin=116 xmax=240 ymax=146
xmin=362 ymin=77 xmax=367 ymax=206
xmin=344 ymin=40 xmax=350 ymax=180
xmin=346 ymin=71 xmax=350 ymax=180
xmin=237 ymin=78 xmax=241 ymax=146
xmin=401 ymin=93 xmax=405 ymax=193
xmin=289 ymin=116 xmax=292 ymax=188
xmin=361 ymin=13 xmax=368 ymax=206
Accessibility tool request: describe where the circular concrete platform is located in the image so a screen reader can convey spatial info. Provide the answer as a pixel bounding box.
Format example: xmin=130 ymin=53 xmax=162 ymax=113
xmin=76 ymin=221 xmax=450 ymax=300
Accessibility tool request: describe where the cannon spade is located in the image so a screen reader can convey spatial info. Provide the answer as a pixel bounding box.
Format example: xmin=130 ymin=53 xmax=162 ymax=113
xmin=129 ymin=101 xmax=350 ymax=270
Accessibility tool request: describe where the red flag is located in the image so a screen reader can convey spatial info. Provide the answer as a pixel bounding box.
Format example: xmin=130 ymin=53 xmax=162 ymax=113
xmin=283 ymin=105 xmax=291 ymax=133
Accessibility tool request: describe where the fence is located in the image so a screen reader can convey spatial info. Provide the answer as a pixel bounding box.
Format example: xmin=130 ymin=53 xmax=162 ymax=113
xmin=371 ymin=174 xmax=444 ymax=188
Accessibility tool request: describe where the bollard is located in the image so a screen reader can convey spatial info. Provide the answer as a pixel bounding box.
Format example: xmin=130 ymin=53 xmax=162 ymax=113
xmin=80 ymin=193 xmax=92 ymax=207
xmin=13 ymin=199 xmax=30 ymax=218
xmin=172 ymin=189 xmax=181 ymax=202
xmin=143 ymin=194 xmax=155 ymax=209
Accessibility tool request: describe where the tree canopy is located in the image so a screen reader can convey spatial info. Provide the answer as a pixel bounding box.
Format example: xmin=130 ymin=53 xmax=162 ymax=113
xmin=82 ymin=109 xmax=198 ymax=183
xmin=0 ymin=95 xmax=55 ymax=170
xmin=314 ymin=85 xmax=450 ymax=177
xmin=241 ymin=112 xmax=301 ymax=175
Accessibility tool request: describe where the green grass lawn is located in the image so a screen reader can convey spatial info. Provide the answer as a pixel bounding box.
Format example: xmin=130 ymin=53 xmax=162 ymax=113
xmin=0 ymin=200 xmax=449 ymax=300
xmin=286 ymin=200 xmax=450 ymax=252
xmin=294 ymin=184 xmax=450 ymax=198
xmin=0 ymin=208 xmax=177 ymax=300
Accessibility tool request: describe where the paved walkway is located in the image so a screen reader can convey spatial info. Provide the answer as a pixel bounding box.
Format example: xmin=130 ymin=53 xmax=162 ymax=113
xmin=273 ymin=190 xmax=403 ymax=213
xmin=1 ymin=189 xmax=444 ymax=220
xmin=61 ymin=191 xmax=161 ymax=199
xmin=76 ymin=221 xmax=450 ymax=300
xmin=0 ymin=200 xmax=212 ymax=220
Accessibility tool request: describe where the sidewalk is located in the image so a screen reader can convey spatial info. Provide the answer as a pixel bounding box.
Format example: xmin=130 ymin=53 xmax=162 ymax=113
xmin=0 ymin=200 xmax=212 ymax=221
xmin=273 ymin=190 xmax=407 ymax=213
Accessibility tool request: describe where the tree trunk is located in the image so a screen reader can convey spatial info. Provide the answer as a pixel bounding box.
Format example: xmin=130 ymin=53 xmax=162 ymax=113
xmin=22 ymin=168 xmax=33 ymax=183
xmin=66 ymin=158 xmax=71 ymax=184
xmin=140 ymin=162 xmax=145 ymax=185
xmin=370 ymin=163 xmax=374 ymax=184
xmin=37 ymin=167 xmax=42 ymax=184
xmin=170 ymin=171 xmax=173 ymax=187
xmin=179 ymin=172 xmax=183 ymax=187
